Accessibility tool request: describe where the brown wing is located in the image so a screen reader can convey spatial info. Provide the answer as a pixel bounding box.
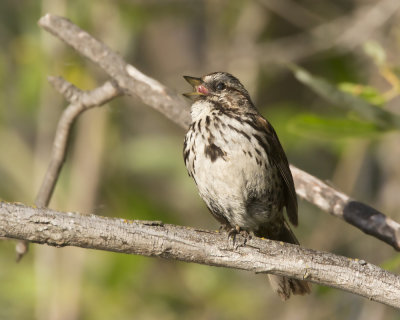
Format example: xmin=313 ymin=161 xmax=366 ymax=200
xmin=256 ymin=116 xmax=298 ymax=226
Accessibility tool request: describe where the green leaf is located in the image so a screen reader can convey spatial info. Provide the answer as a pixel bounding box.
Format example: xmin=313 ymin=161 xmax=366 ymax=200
xmin=338 ymin=82 xmax=386 ymax=106
xmin=363 ymin=41 xmax=386 ymax=66
xmin=287 ymin=114 xmax=381 ymax=139
xmin=289 ymin=65 xmax=400 ymax=130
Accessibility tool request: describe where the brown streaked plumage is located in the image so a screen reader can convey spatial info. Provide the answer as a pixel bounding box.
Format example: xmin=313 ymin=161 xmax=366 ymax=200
xmin=183 ymin=72 xmax=310 ymax=300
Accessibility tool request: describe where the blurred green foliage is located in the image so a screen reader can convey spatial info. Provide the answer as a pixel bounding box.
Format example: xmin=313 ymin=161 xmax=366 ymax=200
xmin=338 ymin=82 xmax=386 ymax=106
xmin=291 ymin=65 xmax=400 ymax=130
xmin=288 ymin=114 xmax=380 ymax=139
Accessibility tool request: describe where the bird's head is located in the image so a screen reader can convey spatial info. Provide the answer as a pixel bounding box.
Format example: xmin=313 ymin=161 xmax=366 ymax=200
xmin=183 ymin=72 xmax=253 ymax=111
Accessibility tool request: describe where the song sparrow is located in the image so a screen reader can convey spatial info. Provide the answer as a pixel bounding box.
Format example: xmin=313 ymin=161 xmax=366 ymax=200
xmin=182 ymin=72 xmax=310 ymax=300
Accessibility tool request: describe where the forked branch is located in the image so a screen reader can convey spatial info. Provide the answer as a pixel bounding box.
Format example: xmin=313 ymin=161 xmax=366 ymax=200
xmin=16 ymin=76 xmax=122 ymax=261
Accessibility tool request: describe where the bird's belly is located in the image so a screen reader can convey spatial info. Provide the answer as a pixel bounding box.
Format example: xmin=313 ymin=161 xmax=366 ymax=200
xmin=193 ymin=144 xmax=283 ymax=231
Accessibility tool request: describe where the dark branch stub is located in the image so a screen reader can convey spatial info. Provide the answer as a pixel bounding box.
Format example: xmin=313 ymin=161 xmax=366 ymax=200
xmin=343 ymin=201 xmax=400 ymax=250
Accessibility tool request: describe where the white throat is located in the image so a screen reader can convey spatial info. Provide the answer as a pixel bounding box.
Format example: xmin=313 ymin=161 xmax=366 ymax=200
xmin=190 ymin=100 xmax=215 ymax=122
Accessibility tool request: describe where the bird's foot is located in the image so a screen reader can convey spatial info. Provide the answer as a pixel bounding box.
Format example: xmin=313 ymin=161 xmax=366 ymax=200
xmin=227 ymin=225 xmax=240 ymax=239
xmin=226 ymin=226 xmax=253 ymax=249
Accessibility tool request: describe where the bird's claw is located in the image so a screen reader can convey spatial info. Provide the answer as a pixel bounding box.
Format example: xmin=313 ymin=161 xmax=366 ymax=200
xmin=226 ymin=226 xmax=252 ymax=249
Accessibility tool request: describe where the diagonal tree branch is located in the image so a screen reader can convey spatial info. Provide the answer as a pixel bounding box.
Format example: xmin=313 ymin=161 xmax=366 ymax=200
xmin=254 ymin=0 xmax=400 ymax=63
xmin=1 ymin=201 xmax=400 ymax=309
xmin=291 ymin=166 xmax=400 ymax=250
xmin=38 ymin=14 xmax=190 ymax=128
xmin=37 ymin=14 xmax=400 ymax=251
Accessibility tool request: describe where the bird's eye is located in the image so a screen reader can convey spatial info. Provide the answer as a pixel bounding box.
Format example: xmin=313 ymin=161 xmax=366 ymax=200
xmin=215 ymin=82 xmax=226 ymax=91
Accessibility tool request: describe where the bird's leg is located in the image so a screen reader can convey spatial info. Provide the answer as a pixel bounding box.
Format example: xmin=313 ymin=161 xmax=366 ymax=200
xmin=227 ymin=225 xmax=241 ymax=239
xmin=225 ymin=225 xmax=253 ymax=249
xmin=240 ymin=229 xmax=254 ymax=241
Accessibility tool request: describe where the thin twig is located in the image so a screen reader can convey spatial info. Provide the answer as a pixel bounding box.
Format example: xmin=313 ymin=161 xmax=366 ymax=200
xmin=257 ymin=0 xmax=323 ymax=29
xmin=16 ymin=78 xmax=122 ymax=261
xmin=252 ymin=0 xmax=400 ymax=63
xmin=36 ymin=78 xmax=121 ymax=207
xmin=1 ymin=201 xmax=400 ymax=309
xmin=38 ymin=13 xmax=400 ymax=251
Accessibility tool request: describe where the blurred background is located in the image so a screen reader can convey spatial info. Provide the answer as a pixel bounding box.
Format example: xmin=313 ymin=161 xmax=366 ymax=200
xmin=0 ymin=0 xmax=400 ymax=319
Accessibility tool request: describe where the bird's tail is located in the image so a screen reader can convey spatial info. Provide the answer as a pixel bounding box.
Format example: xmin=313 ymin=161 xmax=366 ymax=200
xmin=267 ymin=273 xmax=310 ymax=301
xmin=260 ymin=221 xmax=311 ymax=300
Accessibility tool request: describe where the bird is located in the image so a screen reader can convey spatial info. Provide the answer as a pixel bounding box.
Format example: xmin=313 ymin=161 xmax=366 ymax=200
xmin=182 ymin=71 xmax=311 ymax=300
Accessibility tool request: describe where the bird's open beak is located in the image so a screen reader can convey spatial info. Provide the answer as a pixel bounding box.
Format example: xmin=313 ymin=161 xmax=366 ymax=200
xmin=183 ymin=75 xmax=208 ymax=100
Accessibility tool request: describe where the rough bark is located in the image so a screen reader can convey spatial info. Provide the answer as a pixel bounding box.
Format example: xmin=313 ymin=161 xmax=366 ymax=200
xmin=1 ymin=201 xmax=399 ymax=309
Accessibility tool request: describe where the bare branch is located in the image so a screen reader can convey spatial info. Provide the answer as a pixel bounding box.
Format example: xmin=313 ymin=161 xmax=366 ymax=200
xmin=38 ymin=14 xmax=191 ymax=128
xmin=254 ymin=0 xmax=400 ymax=63
xmin=36 ymin=77 xmax=122 ymax=208
xmin=334 ymin=0 xmax=400 ymax=50
xmin=37 ymin=13 xmax=400 ymax=251
xmin=291 ymin=165 xmax=400 ymax=250
xmin=16 ymin=77 xmax=122 ymax=261
xmin=1 ymin=201 xmax=400 ymax=308
xmin=257 ymin=0 xmax=323 ymax=29
xmin=36 ymin=77 xmax=121 ymax=208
